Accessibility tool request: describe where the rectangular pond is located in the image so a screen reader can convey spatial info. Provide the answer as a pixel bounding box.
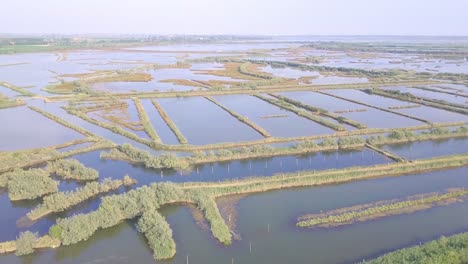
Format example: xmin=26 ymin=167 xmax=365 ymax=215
xmin=0 ymin=106 xmax=83 ymax=151
xmin=325 ymin=89 xmax=468 ymax=123
xmin=213 ymin=95 xmax=336 ymax=137
xmin=279 ymin=91 xmax=425 ymax=128
xmin=156 ymin=97 xmax=264 ymax=145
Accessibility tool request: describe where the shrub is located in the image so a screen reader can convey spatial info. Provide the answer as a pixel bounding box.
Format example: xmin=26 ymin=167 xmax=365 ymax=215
xmin=15 ymin=231 xmax=38 ymax=256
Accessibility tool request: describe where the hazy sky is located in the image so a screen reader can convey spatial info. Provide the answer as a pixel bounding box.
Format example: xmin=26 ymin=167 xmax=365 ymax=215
xmin=1 ymin=0 xmax=467 ymax=36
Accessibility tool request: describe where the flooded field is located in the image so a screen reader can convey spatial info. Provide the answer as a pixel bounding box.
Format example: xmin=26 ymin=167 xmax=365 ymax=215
xmin=0 ymin=37 xmax=467 ymax=264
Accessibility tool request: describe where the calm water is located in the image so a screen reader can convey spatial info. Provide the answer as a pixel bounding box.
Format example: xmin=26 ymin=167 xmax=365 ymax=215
xmin=1 ymin=167 xmax=467 ymax=264
xmin=0 ymin=106 xmax=83 ymax=151
xmin=382 ymin=138 xmax=468 ymax=160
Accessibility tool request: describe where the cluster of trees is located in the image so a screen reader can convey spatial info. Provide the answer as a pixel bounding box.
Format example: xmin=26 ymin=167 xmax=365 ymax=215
xmin=54 ymin=182 xmax=189 ymax=246
xmin=6 ymin=168 xmax=58 ymax=201
xmin=47 ymin=159 xmax=99 ymax=181
xmin=43 ymin=154 xmax=467 ymax=260
xmin=136 ymin=210 xmax=176 ymax=260
xmin=28 ymin=177 xmax=135 ymax=220
xmin=103 ymin=144 xmax=190 ymax=170
xmin=15 ymin=231 xmax=38 ymax=256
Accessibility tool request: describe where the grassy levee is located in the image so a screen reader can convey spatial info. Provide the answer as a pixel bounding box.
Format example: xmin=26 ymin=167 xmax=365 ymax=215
xmin=0 ymin=81 xmax=34 ymax=97
xmin=28 ymin=106 xmax=95 ymax=137
xmin=360 ymin=232 xmax=468 ymax=264
xmin=51 ymin=80 xmax=439 ymax=101
xmin=367 ymin=126 xmax=468 ymax=146
xmin=412 ymin=85 xmax=468 ymax=98
xmin=26 ymin=177 xmax=136 ymax=221
xmin=205 ymin=96 xmax=271 ymax=138
xmin=30 ymin=154 xmax=467 ymax=261
xmin=0 ymin=235 xmax=60 ymax=255
xmin=100 ymin=138 xmax=366 ymax=170
xmin=297 ymin=188 xmax=468 ymax=228
xmin=77 ymin=101 xmax=129 ymax=114
xmin=132 ymin=98 xmax=162 ymax=143
xmin=137 ymin=210 xmax=176 ymax=260
xmin=254 ymin=94 xmax=347 ymax=131
xmin=367 ymin=89 xmax=468 ymax=115
xmin=0 ymin=94 xmax=25 ymax=109
xmin=151 ymin=99 xmax=188 ymax=144
xmin=46 ymin=159 xmax=99 ymax=181
xmin=0 ymin=139 xmax=115 ymax=174
xmin=365 ymin=143 xmax=407 ymax=162
xmin=269 ymin=93 xmax=367 ymax=129
xmin=181 ymin=154 xmax=468 ymax=193
xmin=317 ymin=91 xmax=431 ymax=124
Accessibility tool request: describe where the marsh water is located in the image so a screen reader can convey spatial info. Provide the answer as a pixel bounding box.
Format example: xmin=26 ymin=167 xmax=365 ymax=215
xmin=1 ymin=38 xmax=468 ymax=264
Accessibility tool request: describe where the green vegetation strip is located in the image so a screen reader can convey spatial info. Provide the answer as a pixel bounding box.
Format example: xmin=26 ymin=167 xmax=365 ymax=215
xmin=101 ymin=137 xmax=366 ymax=170
xmin=0 ymin=81 xmax=34 ymax=97
xmin=365 ymin=143 xmax=407 ymax=162
xmin=367 ymin=88 xmax=468 ymax=115
xmin=205 ymin=96 xmax=271 ymax=137
xmin=254 ymin=94 xmax=347 ymax=131
xmin=132 ymin=98 xmax=162 ymax=143
xmin=151 ymin=99 xmax=188 ymax=144
xmin=361 ymin=232 xmax=468 ymax=264
xmin=269 ymin=93 xmax=367 ymax=129
xmin=0 ymin=139 xmax=114 ymax=173
xmin=21 ymin=154 xmax=466 ymax=261
xmin=26 ymin=176 xmax=136 ymax=221
xmin=54 ymin=80 xmax=437 ymax=101
xmin=297 ymin=188 xmax=468 ymax=228
xmin=0 ymin=94 xmax=24 ymax=109
xmin=368 ymin=126 xmax=468 ymax=145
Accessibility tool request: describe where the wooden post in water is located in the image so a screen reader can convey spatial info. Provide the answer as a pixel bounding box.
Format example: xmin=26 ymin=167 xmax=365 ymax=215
xmin=186 ymin=255 xmax=189 ymax=264
xmin=249 ymin=241 xmax=252 ymax=253
xmin=268 ymin=223 xmax=270 ymax=233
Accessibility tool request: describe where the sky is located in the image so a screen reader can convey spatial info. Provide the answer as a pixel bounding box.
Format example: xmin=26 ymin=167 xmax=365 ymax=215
xmin=1 ymin=0 xmax=467 ymax=36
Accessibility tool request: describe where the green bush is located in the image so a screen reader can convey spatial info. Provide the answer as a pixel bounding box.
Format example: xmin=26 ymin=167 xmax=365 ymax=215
xmin=7 ymin=168 xmax=58 ymax=201
xmin=15 ymin=231 xmax=38 ymax=256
